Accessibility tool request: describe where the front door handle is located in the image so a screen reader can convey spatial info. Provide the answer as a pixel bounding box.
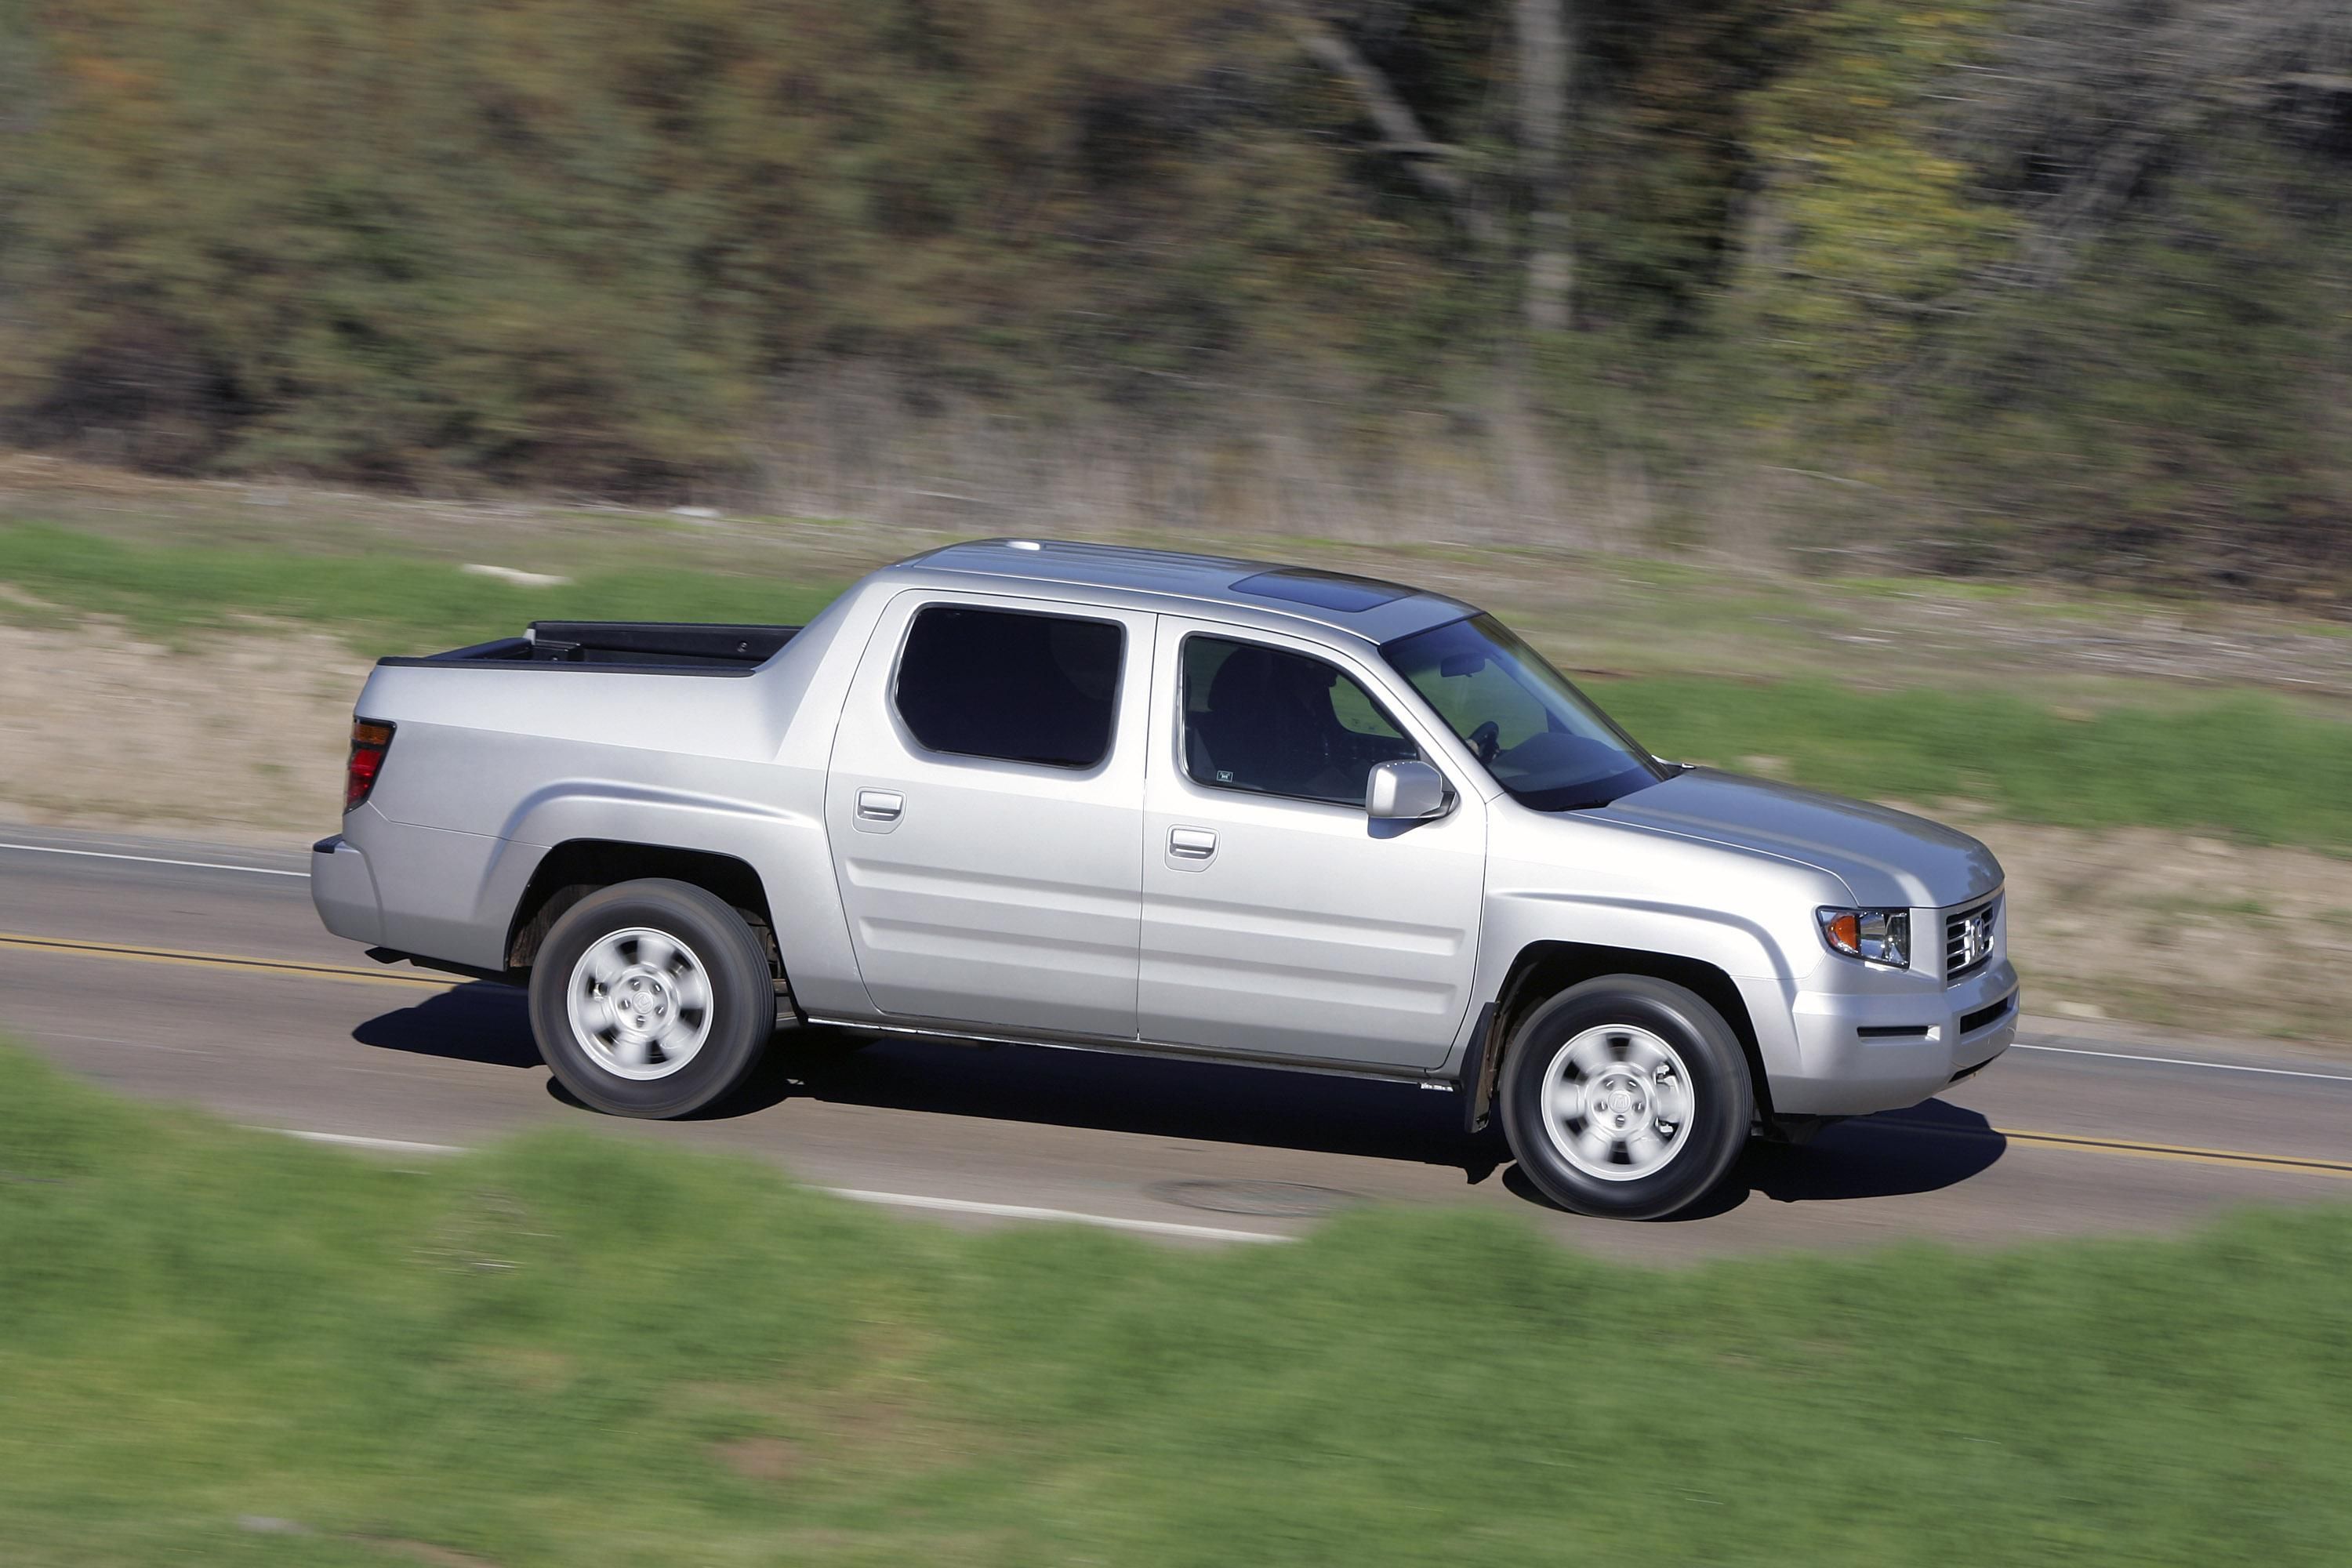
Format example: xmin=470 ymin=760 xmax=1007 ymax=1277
xmin=856 ymin=789 xmax=904 ymax=822
xmin=1169 ymin=826 xmax=1217 ymax=859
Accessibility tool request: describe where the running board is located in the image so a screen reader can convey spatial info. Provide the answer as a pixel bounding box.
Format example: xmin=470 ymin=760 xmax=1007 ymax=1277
xmin=802 ymin=1014 xmax=1451 ymax=1088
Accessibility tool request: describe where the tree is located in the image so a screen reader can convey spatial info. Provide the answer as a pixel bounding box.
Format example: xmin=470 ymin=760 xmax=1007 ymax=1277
xmin=1515 ymin=0 xmax=1571 ymax=332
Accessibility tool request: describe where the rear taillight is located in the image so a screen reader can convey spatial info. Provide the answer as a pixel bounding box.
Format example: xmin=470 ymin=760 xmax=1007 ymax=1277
xmin=345 ymin=720 xmax=395 ymax=811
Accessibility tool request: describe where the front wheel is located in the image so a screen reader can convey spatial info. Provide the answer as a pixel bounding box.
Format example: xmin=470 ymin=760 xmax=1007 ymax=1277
xmin=528 ymin=878 xmax=775 ymax=1118
xmin=1498 ymin=976 xmax=1754 ymax=1220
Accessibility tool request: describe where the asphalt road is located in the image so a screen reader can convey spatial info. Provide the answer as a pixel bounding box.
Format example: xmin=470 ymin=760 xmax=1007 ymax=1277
xmin=4 ymin=822 xmax=2347 ymax=1263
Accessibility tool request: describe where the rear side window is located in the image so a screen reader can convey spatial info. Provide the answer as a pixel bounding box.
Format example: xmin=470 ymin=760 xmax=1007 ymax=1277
xmin=1181 ymin=635 xmax=1418 ymax=807
xmin=895 ymin=605 xmax=1123 ymax=768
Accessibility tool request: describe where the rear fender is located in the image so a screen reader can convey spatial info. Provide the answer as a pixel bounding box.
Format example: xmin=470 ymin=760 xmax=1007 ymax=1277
xmin=478 ymin=779 xmax=866 ymax=1014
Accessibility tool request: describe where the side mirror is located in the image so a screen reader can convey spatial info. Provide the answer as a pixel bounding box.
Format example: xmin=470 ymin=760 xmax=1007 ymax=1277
xmin=1367 ymin=759 xmax=1451 ymax=821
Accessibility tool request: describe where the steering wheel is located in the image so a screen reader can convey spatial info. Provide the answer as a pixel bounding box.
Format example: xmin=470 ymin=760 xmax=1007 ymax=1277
xmin=1468 ymin=720 xmax=1501 ymax=763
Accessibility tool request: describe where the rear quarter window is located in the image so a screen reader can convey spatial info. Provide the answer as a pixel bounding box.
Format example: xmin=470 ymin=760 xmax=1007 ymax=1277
xmin=894 ymin=605 xmax=1123 ymax=769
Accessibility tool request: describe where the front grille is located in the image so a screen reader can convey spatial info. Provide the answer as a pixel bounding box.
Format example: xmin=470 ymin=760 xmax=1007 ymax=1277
xmin=1945 ymin=898 xmax=1999 ymax=982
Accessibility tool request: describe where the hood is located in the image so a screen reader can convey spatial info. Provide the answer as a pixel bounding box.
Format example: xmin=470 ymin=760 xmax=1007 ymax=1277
xmin=1592 ymin=768 xmax=2002 ymax=909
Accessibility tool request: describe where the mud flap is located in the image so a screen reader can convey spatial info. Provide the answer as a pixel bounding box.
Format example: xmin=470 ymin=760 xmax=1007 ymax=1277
xmin=1457 ymin=1002 xmax=1501 ymax=1136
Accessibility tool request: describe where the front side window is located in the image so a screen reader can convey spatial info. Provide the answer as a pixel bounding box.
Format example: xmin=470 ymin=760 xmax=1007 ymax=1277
xmin=1181 ymin=636 xmax=1419 ymax=807
xmin=1381 ymin=613 xmax=1665 ymax=811
xmin=895 ymin=605 xmax=1123 ymax=768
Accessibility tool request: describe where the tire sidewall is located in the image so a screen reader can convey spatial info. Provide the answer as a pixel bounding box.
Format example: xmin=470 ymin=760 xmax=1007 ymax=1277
xmin=1499 ymin=977 xmax=1754 ymax=1220
xmin=528 ymin=878 xmax=771 ymax=1118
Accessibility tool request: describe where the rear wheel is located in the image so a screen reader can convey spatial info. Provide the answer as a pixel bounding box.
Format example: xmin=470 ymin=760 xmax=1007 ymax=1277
xmin=1498 ymin=976 xmax=1753 ymax=1220
xmin=528 ymin=878 xmax=773 ymax=1118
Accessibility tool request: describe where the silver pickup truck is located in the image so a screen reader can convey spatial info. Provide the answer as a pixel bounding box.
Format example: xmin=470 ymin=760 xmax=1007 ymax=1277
xmin=312 ymin=539 xmax=2016 ymax=1218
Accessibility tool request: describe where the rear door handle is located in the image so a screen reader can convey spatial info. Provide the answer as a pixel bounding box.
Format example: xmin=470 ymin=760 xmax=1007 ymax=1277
xmin=1169 ymin=826 xmax=1217 ymax=859
xmin=856 ymin=789 xmax=904 ymax=822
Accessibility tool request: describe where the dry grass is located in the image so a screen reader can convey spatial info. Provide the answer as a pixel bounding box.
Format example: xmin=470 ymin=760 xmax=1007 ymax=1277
xmin=758 ymin=365 xmax=1654 ymax=551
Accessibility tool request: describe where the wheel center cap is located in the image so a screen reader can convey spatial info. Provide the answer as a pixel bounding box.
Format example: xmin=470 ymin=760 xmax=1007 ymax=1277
xmin=614 ymin=967 xmax=671 ymax=1029
xmin=1594 ymin=1073 xmax=1645 ymax=1124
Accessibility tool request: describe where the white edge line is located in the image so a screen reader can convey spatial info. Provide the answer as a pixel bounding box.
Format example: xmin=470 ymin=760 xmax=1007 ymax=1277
xmin=2014 ymin=1042 xmax=2352 ymax=1083
xmin=250 ymin=1128 xmax=1295 ymax=1243
xmin=0 ymin=842 xmax=309 ymax=878
xmin=256 ymin=1127 xmax=466 ymax=1155
xmin=822 ymin=1187 xmax=1295 ymax=1244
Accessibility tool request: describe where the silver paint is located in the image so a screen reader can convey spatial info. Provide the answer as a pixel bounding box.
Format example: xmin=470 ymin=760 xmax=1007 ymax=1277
xmin=312 ymin=537 xmax=2018 ymax=1123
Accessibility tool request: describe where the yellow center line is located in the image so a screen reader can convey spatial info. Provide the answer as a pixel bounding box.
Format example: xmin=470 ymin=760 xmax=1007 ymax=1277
xmin=0 ymin=931 xmax=456 ymax=990
xmin=7 ymin=930 xmax=2350 ymax=1181
xmin=1878 ymin=1116 xmax=2352 ymax=1180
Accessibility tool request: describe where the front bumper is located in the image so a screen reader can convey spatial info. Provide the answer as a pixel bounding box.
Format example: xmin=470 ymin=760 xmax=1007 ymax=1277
xmin=1762 ymin=957 xmax=2020 ymax=1116
xmin=310 ymin=833 xmax=383 ymax=946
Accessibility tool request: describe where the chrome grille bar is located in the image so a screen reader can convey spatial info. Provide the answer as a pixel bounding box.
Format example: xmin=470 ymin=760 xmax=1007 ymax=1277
xmin=1945 ymin=897 xmax=1998 ymax=983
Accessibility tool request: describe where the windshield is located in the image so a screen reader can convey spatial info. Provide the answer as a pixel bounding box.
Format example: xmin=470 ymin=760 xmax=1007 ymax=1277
xmin=1381 ymin=614 xmax=1667 ymax=811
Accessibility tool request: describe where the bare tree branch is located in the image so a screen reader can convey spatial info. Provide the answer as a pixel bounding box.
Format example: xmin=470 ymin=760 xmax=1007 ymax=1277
xmin=1279 ymin=5 xmax=1501 ymax=246
xmin=1955 ymin=0 xmax=2350 ymax=291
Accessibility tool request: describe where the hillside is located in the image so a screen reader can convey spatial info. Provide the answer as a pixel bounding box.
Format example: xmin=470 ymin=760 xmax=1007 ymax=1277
xmin=1 ymin=0 xmax=2346 ymax=594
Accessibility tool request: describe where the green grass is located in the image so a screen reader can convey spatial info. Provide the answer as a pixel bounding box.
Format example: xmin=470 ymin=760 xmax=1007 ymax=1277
xmin=1602 ymin=677 xmax=2352 ymax=847
xmin=2 ymin=1044 xmax=2349 ymax=1567
xmin=0 ymin=522 xmax=840 ymax=656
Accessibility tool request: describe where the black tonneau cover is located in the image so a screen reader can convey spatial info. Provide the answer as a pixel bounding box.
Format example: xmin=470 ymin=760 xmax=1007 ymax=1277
xmin=379 ymin=621 xmax=799 ymax=675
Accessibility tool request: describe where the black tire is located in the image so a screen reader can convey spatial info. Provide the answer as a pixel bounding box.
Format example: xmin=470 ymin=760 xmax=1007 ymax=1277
xmin=528 ymin=878 xmax=774 ymax=1118
xmin=1498 ymin=976 xmax=1754 ymax=1220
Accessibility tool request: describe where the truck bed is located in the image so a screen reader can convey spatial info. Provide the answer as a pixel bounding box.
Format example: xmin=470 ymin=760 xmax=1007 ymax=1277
xmin=379 ymin=621 xmax=800 ymax=675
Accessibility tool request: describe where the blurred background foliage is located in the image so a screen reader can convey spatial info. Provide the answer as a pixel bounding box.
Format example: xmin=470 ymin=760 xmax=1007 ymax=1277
xmin=0 ymin=0 xmax=2346 ymax=595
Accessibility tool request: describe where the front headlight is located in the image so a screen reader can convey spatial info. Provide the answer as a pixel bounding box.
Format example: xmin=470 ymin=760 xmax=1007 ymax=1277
xmin=1818 ymin=906 xmax=1910 ymax=968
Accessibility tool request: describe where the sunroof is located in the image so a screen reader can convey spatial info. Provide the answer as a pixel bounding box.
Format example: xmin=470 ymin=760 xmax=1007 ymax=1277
xmin=1230 ymin=568 xmax=1413 ymax=612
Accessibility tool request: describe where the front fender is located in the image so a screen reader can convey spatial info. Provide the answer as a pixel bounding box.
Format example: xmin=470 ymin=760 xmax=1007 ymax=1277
xmin=1443 ymin=812 xmax=1846 ymax=1090
xmin=1475 ymin=891 xmax=1795 ymax=996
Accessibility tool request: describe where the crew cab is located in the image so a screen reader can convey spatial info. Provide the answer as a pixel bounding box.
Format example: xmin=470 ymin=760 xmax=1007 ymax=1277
xmin=311 ymin=540 xmax=2017 ymax=1218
